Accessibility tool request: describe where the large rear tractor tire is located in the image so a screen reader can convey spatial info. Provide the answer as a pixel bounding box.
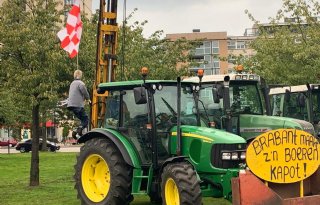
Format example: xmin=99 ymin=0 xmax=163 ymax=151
xmin=161 ymin=162 xmax=202 ymax=205
xmin=74 ymin=137 xmax=133 ymax=205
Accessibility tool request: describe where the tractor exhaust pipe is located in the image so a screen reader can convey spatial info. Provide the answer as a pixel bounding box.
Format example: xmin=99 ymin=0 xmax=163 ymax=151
xmin=176 ymin=77 xmax=182 ymax=156
xmin=223 ymin=76 xmax=232 ymax=132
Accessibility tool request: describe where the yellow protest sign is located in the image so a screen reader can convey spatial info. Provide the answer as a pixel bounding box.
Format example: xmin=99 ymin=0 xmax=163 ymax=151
xmin=246 ymin=129 xmax=320 ymax=183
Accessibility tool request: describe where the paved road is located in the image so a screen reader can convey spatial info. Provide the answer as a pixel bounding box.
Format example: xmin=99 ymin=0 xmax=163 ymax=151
xmin=0 ymin=144 xmax=81 ymax=154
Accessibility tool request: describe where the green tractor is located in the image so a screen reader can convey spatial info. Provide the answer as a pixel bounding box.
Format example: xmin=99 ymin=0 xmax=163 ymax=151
xmin=184 ymin=72 xmax=315 ymax=142
xmin=269 ymin=84 xmax=320 ymax=137
xmin=74 ymin=78 xmax=247 ymax=204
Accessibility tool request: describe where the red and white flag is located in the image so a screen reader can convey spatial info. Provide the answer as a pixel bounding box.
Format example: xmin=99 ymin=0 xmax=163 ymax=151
xmin=57 ymin=0 xmax=82 ymax=58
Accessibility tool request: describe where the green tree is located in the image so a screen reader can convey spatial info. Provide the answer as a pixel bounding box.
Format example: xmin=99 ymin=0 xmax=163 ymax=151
xmin=0 ymin=0 xmax=71 ymax=186
xmin=116 ymin=10 xmax=198 ymax=81
xmin=246 ymin=0 xmax=320 ymax=85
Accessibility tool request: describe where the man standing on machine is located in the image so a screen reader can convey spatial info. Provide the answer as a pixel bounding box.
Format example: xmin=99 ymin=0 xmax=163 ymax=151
xmin=67 ymin=69 xmax=91 ymax=139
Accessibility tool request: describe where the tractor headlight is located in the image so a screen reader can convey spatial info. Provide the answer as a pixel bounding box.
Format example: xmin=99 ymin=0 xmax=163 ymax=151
xmin=231 ymin=152 xmax=239 ymax=160
xmin=221 ymin=151 xmax=246 ymax=160
xmin=152 ymin=84 xmax=157 ymax=90
xmin=235 ymin=75 xmax=241 ymax=80
xmin=240 ymin=152 xmax=246 ymax=160
xmin=222 ymin=152 xmax=231 ymax=160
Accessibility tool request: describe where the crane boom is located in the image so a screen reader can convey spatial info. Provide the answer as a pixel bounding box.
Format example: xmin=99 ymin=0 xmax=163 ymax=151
xmin=91 ymin=0 xmax=118 ymax=128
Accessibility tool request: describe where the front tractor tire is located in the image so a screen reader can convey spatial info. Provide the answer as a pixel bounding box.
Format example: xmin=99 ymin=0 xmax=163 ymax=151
xmin=161 ymin=162 xmax=202 ymax=205
xmin=74 ymin=138 xmax=133 ymax=205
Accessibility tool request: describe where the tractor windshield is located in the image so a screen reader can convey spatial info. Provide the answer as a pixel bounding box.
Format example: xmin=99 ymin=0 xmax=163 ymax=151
xmin=229 ymin=81 xmax=264 ymax=115
xmin=153 ymin=85 xmax=201 ymax=129
xmin=197 ymin=81 xmax=264 ymax=128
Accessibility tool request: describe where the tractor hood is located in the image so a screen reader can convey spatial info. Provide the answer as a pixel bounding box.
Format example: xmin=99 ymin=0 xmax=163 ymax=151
xmin=171 ymin=125 xmax=246 ymax=144
xmin=239 ymin=114 xmax=315 ymax=141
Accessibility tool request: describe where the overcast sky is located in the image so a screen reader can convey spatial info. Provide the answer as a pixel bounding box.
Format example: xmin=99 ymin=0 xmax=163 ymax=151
xmin=92 ymin=0 xmax=284 ymax=37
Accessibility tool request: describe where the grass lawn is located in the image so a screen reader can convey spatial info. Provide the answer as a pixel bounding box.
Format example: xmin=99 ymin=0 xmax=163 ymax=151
xmin=0 ymin=152 xmax=231 ymax=205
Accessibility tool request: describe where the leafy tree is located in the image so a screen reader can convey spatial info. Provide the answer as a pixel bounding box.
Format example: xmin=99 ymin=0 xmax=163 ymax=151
xmin=116 ymin=9 xmax=197 ymax=81
xmin=0 ymin=0 xmax=72 ymax=186
xmin=246 ymin=0 xmax=320 ymax=85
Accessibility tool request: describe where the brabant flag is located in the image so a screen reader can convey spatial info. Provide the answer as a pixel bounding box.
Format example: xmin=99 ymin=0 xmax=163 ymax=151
xmin=57 ymin=0 xmax=82 ymax=58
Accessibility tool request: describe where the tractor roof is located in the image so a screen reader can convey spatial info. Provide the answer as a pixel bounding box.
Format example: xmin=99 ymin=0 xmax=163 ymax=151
xmin=184 ymin=73 xmax=260 ymax=83
xmin=98 ymin=80 xmax=183 ymax=92
xmin=269 ymin=84 xmax=320 ymax=95
xmin=269 ymin=85 xmax=308 ymax=95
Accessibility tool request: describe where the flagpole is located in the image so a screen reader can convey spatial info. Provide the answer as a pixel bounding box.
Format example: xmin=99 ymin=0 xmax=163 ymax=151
xmin=77 ymin=54 xmax=79 ymax=69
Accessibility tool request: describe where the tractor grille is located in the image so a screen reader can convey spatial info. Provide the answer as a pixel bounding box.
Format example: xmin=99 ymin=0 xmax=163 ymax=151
xmin=211 ymin=143 xmax=246 ymax=169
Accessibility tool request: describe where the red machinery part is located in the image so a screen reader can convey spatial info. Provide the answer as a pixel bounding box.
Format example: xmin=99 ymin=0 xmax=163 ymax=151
xmin=232 ymin=170 xmax=320 ymax=205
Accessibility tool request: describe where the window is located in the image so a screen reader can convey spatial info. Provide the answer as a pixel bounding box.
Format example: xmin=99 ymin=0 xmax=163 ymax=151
xmin=236 ymin=41 xmax=245 ymax=49
xmin=212 ymin=40 xmax=219 ymax=54
xmin=228 ymin=56 xmax=236 ymax=64
xmin=283 ymin=93 xmax=308 ymax=121
xmin=104 ymin=89 xmax=151 ymax=164
xmin=195 ymin=48 xmax=204 ymax=55
xmin=228 ymin=40 xmax=246 ymax=49
xmin=213 ymin=57 xmax=220 ymax=68
xmin=204 ymin=55 xmax=211 ymax=63
xmin=204 ymin=41 xmax=211 ymax=55
xmin=312 ymin=91 xmax=320 ymax=122
xmin=228 ymin=41 xmax=236 ymax=49
xmin=65 ymin=0 xmax=73 ymax=6
xmin=204 ymin=69 xmax=212 ymax=75
xmin=270 ymin=95 xmax=282 ymax=116
xmin=229 ymin=82 xmax=263 ymax=115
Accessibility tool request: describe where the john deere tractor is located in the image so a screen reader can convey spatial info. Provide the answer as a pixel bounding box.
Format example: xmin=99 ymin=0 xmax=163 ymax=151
xmin=184 ymin=72 xmax=315 ymax=142
xmin=74 ymin=77 xmax=247 ymax=204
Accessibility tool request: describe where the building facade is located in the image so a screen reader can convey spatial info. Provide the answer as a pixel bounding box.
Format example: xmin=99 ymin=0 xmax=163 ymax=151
xmin=62 ymin=0 xmax=93 ymax=19
xmin=166 ymin=30 xmax=255 ymax=74
xmin=227 ymin=35 xmax=256 ymax=72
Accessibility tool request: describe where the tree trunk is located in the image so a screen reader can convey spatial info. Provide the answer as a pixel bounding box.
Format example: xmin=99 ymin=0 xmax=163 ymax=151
xmin=30 ymin=103 xmax=40 ymax=186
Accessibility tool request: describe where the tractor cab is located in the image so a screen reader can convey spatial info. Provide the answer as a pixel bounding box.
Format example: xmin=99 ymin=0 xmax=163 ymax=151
xmin=184 ymin=72 xmax=315 ymax=142
xmin=97 ymin=80 xmax=184 ymax=164
xmin=269 ymin=84 xmax=320 ymax=137
xmin=95 ymin=79 xmax=219 ymax=165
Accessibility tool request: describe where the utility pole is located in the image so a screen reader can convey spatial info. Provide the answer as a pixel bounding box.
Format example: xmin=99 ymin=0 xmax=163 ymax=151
xmin=7 ymin=127 xmax=10 ymax=154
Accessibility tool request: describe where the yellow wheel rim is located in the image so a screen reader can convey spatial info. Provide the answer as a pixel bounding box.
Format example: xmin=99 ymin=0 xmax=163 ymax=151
xmin=81 ymin=154 xmax=110 ymax=203
xmin=165 ymin=178 xmax=180 ymax=205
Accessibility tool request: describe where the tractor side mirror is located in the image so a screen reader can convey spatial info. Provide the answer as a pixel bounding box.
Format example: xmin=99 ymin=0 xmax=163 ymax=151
xmin=297 ymin=93 xmax=306 ymax=107
xmin=284 ymin=89 xmax=291 ymax=103
xmin=212 ymin=84 xmax=223 ymax=103
xmin=212 ymin=88 xmax=220 ymax=103
xmin=133 ymin=87 xmax=147 ymax=104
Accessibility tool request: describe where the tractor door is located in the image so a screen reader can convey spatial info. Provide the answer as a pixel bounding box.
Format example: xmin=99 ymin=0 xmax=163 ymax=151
xmin=311 ymin=90 xmax=320 ymax=123
xmin=282 ymin=92 xmax=308 ymax=121
xmin=104 ymin=89 xmax=152 ymax=164
xmin=152 ymin=86 xmax=176 ymax=160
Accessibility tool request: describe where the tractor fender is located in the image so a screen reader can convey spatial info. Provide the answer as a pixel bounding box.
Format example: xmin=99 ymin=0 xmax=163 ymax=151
xmin=78 ymin=129 xmax=141 ymax=168
xmin=160 ymin=156 xmax=190 ymax=172
xmin=160 ymin=156 xmax=201 ymax=181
